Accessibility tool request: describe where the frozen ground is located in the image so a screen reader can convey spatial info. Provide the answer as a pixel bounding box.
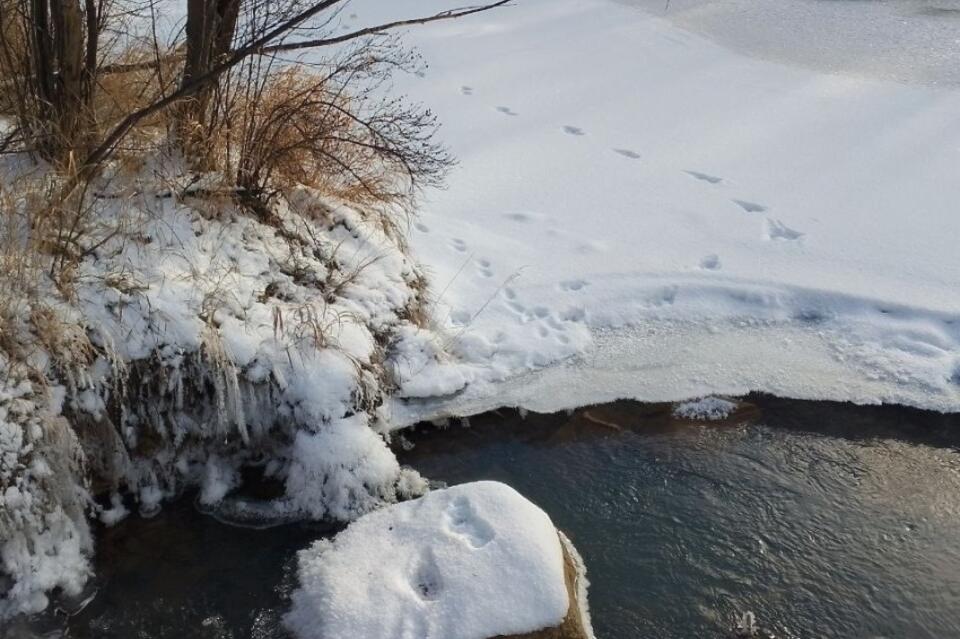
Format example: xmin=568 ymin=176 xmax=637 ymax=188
xmin=342 ymin=0 xmax=960 ymax=419
xmin=286 ymin=481 xmax=578 ymax=639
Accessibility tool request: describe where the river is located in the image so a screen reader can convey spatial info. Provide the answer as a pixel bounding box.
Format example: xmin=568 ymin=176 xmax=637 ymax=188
xmin=15 ymin=395 xmax=960 ymax=638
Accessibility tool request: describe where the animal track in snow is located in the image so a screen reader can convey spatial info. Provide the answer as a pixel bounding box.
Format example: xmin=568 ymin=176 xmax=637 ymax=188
xmin=766 ymin=219 xmax=804 ymax=241
xmin=444 ymin=497 xmax=495 ymax=549
xmin=449 ymin=310 xmax=471 ymax=326
xmin=562 ymin=125 xmax=585 ymax=136
xmin=450 ymin=238 xmax=468 ymax=252
xmin=411 ymin=549 xmax=443 ymax=601
xmin=495 ymin=106 xmax=518 ymax=116
xmin=613 ymin=148 xmax=641 ymax=159
xmin=506 ymin=300 xmax=526 ymax=315
xmin=700 ymin=254 xmax=721 ymax=270
xmin=503 ymin=287 xmax=517 ymax=300
xmin=460 ymin=85 xmax=474 ymax=96
xmin=475 ymin=258 xmax=493 ymax=277
xmin=647 ymin=285 xmax=679 ymax=306
xmin=733 ymin=199 xmax=767 ymax=213
xmin=685 ymin=170 xmax=722 ymax=184
xmin=503 ymin=211 xmax=546 ymax=223
xmin=414 ymin=222 xmax=429 ymax=233
xmin=560 ymin=279 xmax=588 ymax=291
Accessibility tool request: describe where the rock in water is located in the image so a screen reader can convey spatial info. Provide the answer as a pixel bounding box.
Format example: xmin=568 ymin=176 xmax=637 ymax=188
xmin=285 ymin=481 xmax=594 ymax=639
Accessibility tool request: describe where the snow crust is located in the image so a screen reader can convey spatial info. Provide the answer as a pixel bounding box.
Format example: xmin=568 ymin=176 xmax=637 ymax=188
xmin=286 ymin=481 xmax=569 ymax=639
xmin=348 ymin=0 xmax=960 ymax=418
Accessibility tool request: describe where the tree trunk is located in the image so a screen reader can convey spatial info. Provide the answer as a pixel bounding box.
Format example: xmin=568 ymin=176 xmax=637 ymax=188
xmin=27 ymin=0 xmax=96 ymax=161
xmin=178 ymin=0 xmax=240 ymax=166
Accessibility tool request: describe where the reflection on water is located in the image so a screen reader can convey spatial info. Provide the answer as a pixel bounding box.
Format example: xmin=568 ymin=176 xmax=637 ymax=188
xmin=399 ymin=397 xmax=960 ymax=639
xmin=17 ymin=395 xmax=960 ymax=638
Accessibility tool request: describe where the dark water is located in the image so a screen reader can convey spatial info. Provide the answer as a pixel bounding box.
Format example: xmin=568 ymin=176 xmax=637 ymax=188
xmin=16 ymin=396 xmax=960 ymax=638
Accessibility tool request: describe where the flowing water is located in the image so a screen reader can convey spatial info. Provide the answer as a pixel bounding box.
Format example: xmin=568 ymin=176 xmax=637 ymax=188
xmin=14 ymin=395 xmax=960 ymax=638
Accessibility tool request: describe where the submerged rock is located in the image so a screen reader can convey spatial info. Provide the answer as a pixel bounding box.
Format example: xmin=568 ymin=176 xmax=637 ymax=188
xmin=285 ymin=481 xmax=594 ymax=639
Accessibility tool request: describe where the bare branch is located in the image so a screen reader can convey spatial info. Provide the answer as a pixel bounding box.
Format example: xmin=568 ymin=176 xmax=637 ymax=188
xmin=259 ymin=0 xmax=513 ymax=54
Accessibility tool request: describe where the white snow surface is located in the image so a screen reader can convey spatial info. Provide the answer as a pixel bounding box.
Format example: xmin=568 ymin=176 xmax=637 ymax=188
xmin=673 ymin=396 xmax=738 ymax=421
xmin=286 ymin=481 xmax=570 ymax=639
xmin=340 ymin=0 xmax=960 ymax=419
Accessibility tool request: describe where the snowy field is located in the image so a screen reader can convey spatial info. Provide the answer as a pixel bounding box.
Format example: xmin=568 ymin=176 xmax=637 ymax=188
xmin=347 ymin=0 xmax=960 ymax=418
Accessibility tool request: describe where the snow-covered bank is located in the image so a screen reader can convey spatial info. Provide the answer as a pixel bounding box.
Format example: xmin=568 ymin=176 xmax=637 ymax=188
xmin=286 ymin=481 xmax=593 ymax=639
xmin=350 ymin=0 xmax=960 ymax=417
xmin=0 ymin=168 xmax=441 ymax=617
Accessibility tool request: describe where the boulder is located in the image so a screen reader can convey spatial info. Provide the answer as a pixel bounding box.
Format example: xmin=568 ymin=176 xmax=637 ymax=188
xmin=286 ymin=481 xmax=594 ymax=639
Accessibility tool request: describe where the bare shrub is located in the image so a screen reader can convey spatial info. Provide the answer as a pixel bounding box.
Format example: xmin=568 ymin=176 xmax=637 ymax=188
xmin=224 ymin=39 xmax=452 ymax=216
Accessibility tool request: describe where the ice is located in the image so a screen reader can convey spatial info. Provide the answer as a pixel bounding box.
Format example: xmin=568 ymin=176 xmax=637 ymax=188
xmin=349 ymin=0 xmax=960 ymax=419
xmin=673 ymin=397 xmax=738 ymax=421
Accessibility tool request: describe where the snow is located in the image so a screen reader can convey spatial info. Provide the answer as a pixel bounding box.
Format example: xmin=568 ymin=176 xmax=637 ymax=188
xmin=342 ymin=0 xmax=960 ymax=419
xmin=0 ymin=368 xmax=91 ymax=619
xmin=285 ymin=481 xmax=571 ymax=639
xmin=673 ymin=396 xmax=738 ymax=421
xmin=0 ymin=169 xmax=431 ymax=617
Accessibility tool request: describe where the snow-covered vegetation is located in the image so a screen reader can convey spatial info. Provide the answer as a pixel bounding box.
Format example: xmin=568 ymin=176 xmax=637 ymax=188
xmin=0 ymin=166 xmax=448 ymax=616
xmin=0 ymin=0 xmax=509 ymax=619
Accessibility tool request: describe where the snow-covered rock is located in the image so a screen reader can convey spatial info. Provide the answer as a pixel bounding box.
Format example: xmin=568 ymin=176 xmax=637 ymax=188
xmin=286 ymin=481 xmax=594 ymax=639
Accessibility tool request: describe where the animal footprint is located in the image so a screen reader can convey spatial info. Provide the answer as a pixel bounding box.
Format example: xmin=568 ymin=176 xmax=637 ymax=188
xmin=477 ymin=257 xmax=494 ymax=277
xmin=506 ymin=300 xmax=525 ymax=315
xmin=700 ymin=254 xmax=721 ymax=270
xmin=449 ymin=310 xmax=471 ymax=326
xmin=503 ymin=211 xmax=546 ymax=223
xmin=766 ymin=219 xmax=804 ymax=241
xmin=495 ymin=106 xmax=518 ymax=116
xmin=562 ymin=125 xmax=585 ymax=136
xmin=502 ymin=287 xmax=517 ymax=300
xmin=560 ymin=279 xmax=588 ymax=291
xmin=414 ymin=222 xmax=429 ymax=233
xmin=444 ymin=496 xmax=495 ymax=549
xmin=450 ymin=238 xmax=468 ymax=252
xmin=460 ymin=85 xmax=474 ymax=96
xmin=411 ymin=549 xmax=443 ymax=601
xmin=685 ymin=170 xmax=722 ymax=184
xmin=733 ymin=199 xmax=767 ymax=213
xmin=613 ymin=148 xmax=641 ymax=159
